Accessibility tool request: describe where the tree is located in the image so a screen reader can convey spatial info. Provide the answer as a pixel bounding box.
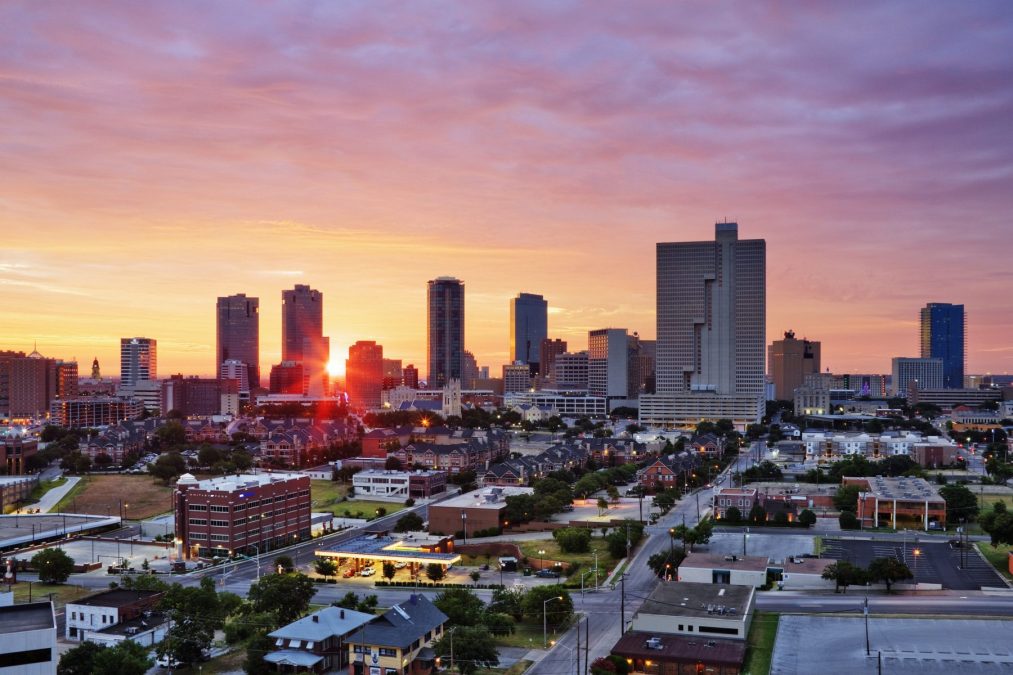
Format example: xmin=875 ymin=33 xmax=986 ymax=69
xmin=432 ymin=626 xmax=499 ymax=675
xmin=553 ymin=527 xmax=591 ymax=554
xmin=159 ymin=578 xmax=223 ymax=666
xmin=394 ymin=512 xmax=425 ymax=532
xmin=648 ymin=549 xmax=686 ymax=578
xmin=435 ymin=588 xmax=485 ymax=625
xmin=58 ymin=641 xmax=104 ymax=675
xmin=724 ymin=506 xmax=742 ymax=523
xmin=488 ymin=587 xmax=525 ymax=621
xmin=384 ymin=456 xmax=403 ymax=470
xmin=773 ymin=511 xmax=789 ymax=526
xmin=383 ymin=561 xmax=397 ymax=582
xmin=198 ymin=444 xmax=223 ymax=468
xmin=248 ymin=572 xmax=318 ymax=626
xmin=979 ymin=501 xmax=1013 ymax=546
xmin=32 ymin=548 xmax=74 ymax=584
xmin=523 ymin=585 xmax=574 ymax=629
xmin=154 ymin=421 xmax=187 ymax=449
xmin=482 ymin=612 xmax=515 ymax=636
xmin=798 ymin=509 xmax=817 ymax=528
xmin=833 ymin=484 xmax=861 ymax=512
xmin=597 ymin=497 xmax=609 ymax=516
xmin=244 ymin=630 xmax=276 ymax=675
xmin=426 ymin=563 xmax=445 ymax=582
xmin=149 ymin=452 xmax=186 ymax=484
xmin=838 ymin=511 xmax=860 ymax=530
xmin=92 ymin=640 xmax=152 ymax=675
xmin=748 ymin=503 xmax=767 ymax=525
xmin=94 ymin=453 xmax=113 ymax=468
xmin=821 ymin=561 xmax=865 ymax=593
xmin=938 ymin=483 xmax=979 ymax=524
xmin=274 ymin=555 xmax=295 ymax=572
xmin=314 ymin=558 xmax=338 ymax=579
xmin=334 ymin=591 xmax=360 ymax=610
xmin=867 ymin=557 xmax=912 ymax=593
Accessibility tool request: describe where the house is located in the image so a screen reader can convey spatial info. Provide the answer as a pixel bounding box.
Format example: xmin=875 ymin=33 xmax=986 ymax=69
xmin=82 ymin=610 xmax=170 ymax=649
xmin=0 ymin=600 xmax=57 ymax=675
xmin=65 ymin=589 xmax=163 ymax=641
xmin=640 ymin=453 xmax=698 ymax=491
xmin=690 ymin=433 xmax=721 ymax=456
xmin=711 ymin=488 xmax=759 ymax=520
xmin=512 ymin=403 xmax=554 ymax=423
xmin=348 ymin=594 xmax=447 ymax=675
xmin=265 ymin=606 xmax=374 ymax=673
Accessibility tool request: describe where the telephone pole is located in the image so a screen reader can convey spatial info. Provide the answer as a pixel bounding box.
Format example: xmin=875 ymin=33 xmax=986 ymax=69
xmin=620 ymin=572 xmax=626 ymax=634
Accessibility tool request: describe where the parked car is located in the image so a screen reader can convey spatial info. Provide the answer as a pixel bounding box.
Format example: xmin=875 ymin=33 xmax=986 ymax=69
xmin=360 ymin=567 xmax=375 ymax=577
xmin=343 ymin=569 xmax=356 ymax=578
xmin=394 ymin=561 xmax=407 ymax=569
xmin=536 ymin=569 xmax=560 ymax=579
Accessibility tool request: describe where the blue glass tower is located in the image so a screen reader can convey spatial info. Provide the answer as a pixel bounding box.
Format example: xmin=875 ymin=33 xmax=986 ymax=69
xmin=920 ymin=303 xmax=965 ymax=389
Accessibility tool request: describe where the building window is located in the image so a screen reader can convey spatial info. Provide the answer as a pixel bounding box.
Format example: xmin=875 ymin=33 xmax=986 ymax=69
xmin=379 ymin=648 xmax=397 ymax=657
xmin=210 ymin=520 xmax=229 ymax=527
xmin=188 ymin=519 xmax=207 ymax=526
xmin=188 ymin=504 xmax=207 ymax=511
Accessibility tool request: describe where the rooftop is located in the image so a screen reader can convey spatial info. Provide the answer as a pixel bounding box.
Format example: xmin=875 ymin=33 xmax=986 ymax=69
xmin=679 ymin=553 xmax=768 ymax=573
xmin=0 ymin=601 xmax=54 ymax=634
xmin=637 ymin=582 xmax=753 ymax=620
xmin=781 ymin=557 xmax=835 ymax=575
xmin=611 ymin=630 xmax=746 ymax=667
xmin=95 ymin=611 xmax=169 ymax=637
xmin=68 ymin=589 xmax=162 ymax=609
xmin=270 ymin=606 xmax=374 ymax=642
xmin=317 ymin=535 xmax=460 ymax=564
xmin=360 ymin=595 xmax=447 ymax=649
xmin=180 ymin=472 xmax=306 ymax=492
xmin=432 ymin=486 xmax=534 ymax=510
xmin=844 ymin=476 xmax=945 ymax=502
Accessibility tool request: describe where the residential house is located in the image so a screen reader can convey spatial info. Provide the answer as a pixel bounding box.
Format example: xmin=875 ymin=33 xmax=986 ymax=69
xmin=639 ymin=453 xmax=699 ymax=492
xmin=265 ymin=606 xmax=374 ymax=673
xmin=348 ymin=594 xmax=447 ymax=675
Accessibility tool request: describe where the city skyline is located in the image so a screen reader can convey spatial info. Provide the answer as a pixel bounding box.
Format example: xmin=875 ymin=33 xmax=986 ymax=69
xmin=2 ymin=3 xmax=1012 ymax=377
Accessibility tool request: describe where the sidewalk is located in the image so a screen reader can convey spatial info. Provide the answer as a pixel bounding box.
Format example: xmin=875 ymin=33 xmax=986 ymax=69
xmin=21 ymin=476 xmax=80 ymax=514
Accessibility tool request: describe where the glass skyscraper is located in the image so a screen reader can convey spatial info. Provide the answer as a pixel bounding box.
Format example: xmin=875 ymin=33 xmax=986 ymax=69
xmin=920 ymin=303 xmax=965 ymax=389
xmin=427 ymin=277 xmax=464 ymax=388
xmin=216 ymin=293 xmax=260 ymax=388
xmin=509 ymin=292 xmax=548 ymax=372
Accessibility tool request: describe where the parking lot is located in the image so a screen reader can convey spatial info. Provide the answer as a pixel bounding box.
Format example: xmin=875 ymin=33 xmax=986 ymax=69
xmin=820 ymin=538 xmax=1006 ymax=590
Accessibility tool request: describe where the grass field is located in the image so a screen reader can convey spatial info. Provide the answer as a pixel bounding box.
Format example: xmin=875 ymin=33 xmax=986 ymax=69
xmin=979 ymin=494 xmax=1010 ymax=510
xmin=13 ymin=583 xmax=90 ymax=609
xmin=310 ymin=479 xmax=350 ymax=512
xmin=53 ymin=475 xmax=174 ymax=520
xmin=517 ymin=539 xmax=615 ymax=571
xmin=743 ymin=612 xmax=780 ymax=675
xmin=493 ymin=620 xmax=559 ymax=649
xmin=342 ymin=500 xmax=406 ymax=519
xmin=976 ymin=542 xmax=1013 ymax=580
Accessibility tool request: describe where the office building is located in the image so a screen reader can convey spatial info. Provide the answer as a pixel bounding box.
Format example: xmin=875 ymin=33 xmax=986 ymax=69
xmin=382 ymin=358 xmax=403 ymax=387
xmin=119 ymin=338 xmax=156 ymax=389
xmin=588 ymin=328 xmax=629 ymax=399
xmin=65 ymin=589 xmax=163 ymax=641
xmin=539 ymin=339 xmax=567 ymax=384
xmin=50 ymin=398 xmax=142 ymax=428
xmin=269 ymin=361 xmax=305 ymax=395
xmin=427 ymin=277 xmax=464 ymax=388
xmin=7 ymin=348 xmax=56 ymax=418
xmin=509 ymin=293 xmax=547 ymax=372
xmin=0 ymin=601 xmax=57 ymax=675
xmin=553 ymin=351 xmax=589 ymax=390
xmin=403 ymin=364 xmax=419 ymax=390
xmin=174 ymin=472 xmax=311 ymax=560
xmin=891 ymin=357 xmax=943 ymax=396
xmin=220 ymin=359 xmax=250 ymax=395
xmin=768 ymin=330 xmax=821 ymax=400
xmin=502 ymin=362 xmax=532 ymax=394
xmin=920 ymin=303 xmax=965 ymax=389
xmin=640 ymin=222 xmax=765 ymax=429
xmin=161 ymin=375 xmax=221 ymax=417
xmin=216 ymin=293 xmax=260 ymax=388
xmin=346 ymin=341 xmax=384 ymax=409
xmin=0 ymin=350 xmax=26 ymax=417
xmin=282 ymin=285 xmax=328 ymax=396
xmin=462 ymin=350 xmax=479 ymax=389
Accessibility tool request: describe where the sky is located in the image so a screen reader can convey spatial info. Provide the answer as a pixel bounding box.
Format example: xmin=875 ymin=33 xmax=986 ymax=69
xmin=1 ymin=1 xmax=1012 ymax=380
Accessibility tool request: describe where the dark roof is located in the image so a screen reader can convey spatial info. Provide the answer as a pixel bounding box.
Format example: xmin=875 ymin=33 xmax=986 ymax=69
xmin=360 ymin=595 xmax=447 ymax=649
xmin=637 ymin=582 xmax=752 ymax=619
xmin=69 ymin=589 xmax=162 ymax=608
xmin=0 ymin=601 xmax=54 ymax=634
xmin=611 ymin=630 xmax=746 ymax=667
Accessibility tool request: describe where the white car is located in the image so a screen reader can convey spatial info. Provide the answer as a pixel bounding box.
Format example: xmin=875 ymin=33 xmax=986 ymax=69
xmin=394 ymin=561 xmax=407 ymax=569
xmin=360 ymin=567 xmax=375 ymax=577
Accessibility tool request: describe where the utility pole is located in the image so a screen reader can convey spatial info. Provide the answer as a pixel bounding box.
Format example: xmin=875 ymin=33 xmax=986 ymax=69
xmin=576 ymin=615 xmax=581 ymax=675
xmin=682 ymin=514 xmax=687 ymax=555
xmin=584 ymin=615 xmax=589 ymax=675
xmin=620 ymin=572 xmax=626 ymax=634
xmin=864 ymin=596 xmax=870 ymax=655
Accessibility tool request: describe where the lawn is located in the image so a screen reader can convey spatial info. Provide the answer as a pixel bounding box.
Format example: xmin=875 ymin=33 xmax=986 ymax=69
xmin=475 ymin=659 xmax=533 ymax=675
xmin=310 ymin=479 xmax=350 ymax=512
xmin=196 ymin=648 xmax=245 ymax=674
xmin=53 ymin=475 xmax=173 ymax=520
xmin=517 ymin=539 xmax=615 ymax=572
xmin=979 ymin=494 xmax=1010 ymax=511
xmin=339 ymin=499 xmax=406 ymax=520
xmin=743 ymin=612 xmax=780 ymax=675
xmin=12 ymin=582 xmax=90 ymax=609
xmin=975 ymin=542 xmax=1013 ymax=581
xmin=493 ymin=620 xmax=563 ymax=649
xmin=29 ymin=477 xmax=67 ymax=502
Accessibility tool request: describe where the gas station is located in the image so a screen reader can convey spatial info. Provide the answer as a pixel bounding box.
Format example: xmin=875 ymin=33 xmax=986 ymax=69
xmin=315 ymin=533 xmax=459 ymax=577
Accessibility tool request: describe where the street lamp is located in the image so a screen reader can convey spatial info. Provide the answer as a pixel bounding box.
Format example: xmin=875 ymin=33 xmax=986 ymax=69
xmin=743 ymin=528 xmax=750 ymax=557
xmin=912 ymin=548 xmax=921 ymax=580
xmin=249 ymin=543 xmax=261 ymax=581
xmin=461 ymin=513 xmax=468 ymax=545
xmin=543 ymin=596 xmax=563 ymax=648
xmin=538 ymin=549 xmax=546 ymax=572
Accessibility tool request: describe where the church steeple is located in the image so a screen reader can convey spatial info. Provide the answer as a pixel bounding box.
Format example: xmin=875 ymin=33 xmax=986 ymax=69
xmin=91 ymin=357 xmax=101 ymax=379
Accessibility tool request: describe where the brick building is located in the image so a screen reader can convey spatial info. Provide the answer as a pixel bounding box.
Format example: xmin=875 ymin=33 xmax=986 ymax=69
xmin=174 ymin=472 xmax=311 ymax=560
xmin=427 ymin=487 xmax=533 ymax=536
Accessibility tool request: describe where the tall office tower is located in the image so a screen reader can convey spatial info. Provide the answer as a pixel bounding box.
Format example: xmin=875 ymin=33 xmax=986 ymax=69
xmin=0 ymin=350 xmax=26 ymax=416
xmin=427 ymin=277 xmax=464 ymax=389
xmin=269 ymin=361 xmax=305 ymax=394
xmin=891 ymin=357 xmax=943 ymax=396
xmin=920 ymin=303 xmax=965 ymax=389
xmin=282 ymin=285 xmax=328 ymax=395
xmin=346 ymin=341 xmax=384 ymax=409
xmin=626 ymin=333 xmax=655 ymax=398
xmin=220 ymin=359 xmax=250 ymax=394
xmin=8 ymin=347 xmax=57 ymax=417
xmin=554 ymin=351 xmax=589 ymax=390
xmin=640 ymin=222 xmax=766 ymax=428
xmin=768 ymin=330 xmax=821 ymax=400
xmin=588 ymin=329 xmax=629 ymax=399
xmin=540 ymin=339 xmax=567 ymax=385
xmin=636 ymin=339 xmax=657 ymax=394
xmin=216 ymin=293 xmax=260 ymax=388
xmin=381 ymin=359 xmax=403 ymax=391
xmin=55 ymin=361 xmax=79 ymax=399
xmin=403 ymin=364 xmax=420 ymax=390
xmin=510 ymin=293 xmax=548 ymax=373
xmin=503 ymin=362 xmax=533 ymax=393
xmin=462 ymin=351 xmax=479 ymax=389
xmin=120 ymin=338 xmax=157 ymax=388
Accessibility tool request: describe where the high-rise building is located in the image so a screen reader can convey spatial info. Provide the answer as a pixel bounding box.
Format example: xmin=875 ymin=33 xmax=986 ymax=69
xmin=382 ymin=358 xmax=403 ymax=391
xmin=216 ymin=293 xmax=260 ymax=389
xmin=768 ymin=330 xmax=821 ymax=400
xmin=891 ymin=357 xmax=943 ymax=396
xmin=346 ymin=341 xmax=384 ymax=409
xmin=119 ymin=338 xmax=157 ymax=388
xmin=161 ymin=375 xmax=221 ymax=416
xmin=510 ymin=293 xmax=548 ymax=372
xmin=282 ymin=285 xmax=328 ymax=396
xmin=539 ymin=339 xmax=567 ymax=384
xmin=920 ymin=303 xmax=965 ymax=389
xmin=0 ymin=350 xmax=25 ymax=417
xmin=220 ymin=359 xmax=250 ymax=395
xmin=8 ymin=347 xmax=56 ymax=418
xmin=626 ymin=333 xmax=654 ymax=398
xmin=403 ymin=364 xmax=420 ymax=390
xmin=641 ymin=222 xmax=766 ymax=428
xmin=427 ymin=277 xmax=464 ymax=389
xmin=588 ymin=328 xmax=629 ymax=400
xmin=462 ymin=351 xmax=479 ymax=389
xmin=503 ymin=362 xmax=532 ymax=393
xmin=554 ymin=351 xmax=589 ymax=390
xmin=55 ymin=360 xmax=79 ymax=399
xmin=269 ymin=361 xmax=305 ymax=395
xmin=635 ymin=338 xmax=657 ymax=394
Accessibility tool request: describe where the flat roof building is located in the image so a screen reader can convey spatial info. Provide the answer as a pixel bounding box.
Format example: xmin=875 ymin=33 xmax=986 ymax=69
xmin=843 ymin=475 xmax=947 ymax=529
xmin=0 ymin=600 xmax=56 ymax=675
xmin=427 ymin=486 xmax=533 ymax=537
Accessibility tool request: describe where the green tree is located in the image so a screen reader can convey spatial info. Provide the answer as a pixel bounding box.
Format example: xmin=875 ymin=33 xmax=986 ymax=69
xmin=92 ymin=640 xmax=152 ymax=675
xmin=482 ymin=612 xmax=515 ymax=636
xmin=244 ymin=630 xmax=276 ymax=675
xmin=149 ymin=452 xmax=186 ymax=484
xmin=821 ymin=561 xmax=866 ymax=593
xmin=488 ymin=587 xmax=525 ymax=621
xmin=426 ymin=563 xmax=445 ymax=582
xmin=798 ymin=509 xmax=817 ymax=528
xmin=748 ymin=503 xmax=767 ymax=525
xmin=867 ymin=557 xmax=913 ymax=593
xmin=273 ymin=555 xmax=295 ymax=572
xmin=553 ymin=527 xmax=591 ymax=554
xmin=838 ymin=511 xmax=860 ymax=530
xmin=470 ymin=570 xmax=481 ymax=585
xmin=394 ymin=512 xmax=425 ymax=532
xmin=597 ymin=497 xmax=610 ymax=516
xmin=159 ymin=578 xmax=223 ymax=665
xmin=248 ymin=572 xmax=318 ymax=626
xmin=383 ymin=561 xmax=397 ymax=582
xmin=197 ymin=444 xmax=223 ymax=468
xmin=154 ymin=421 xmax=187 ymax=449
xmin=314 ymin=558 xmax=337 ymax=578
xmin=522 ymin=585 xmax=573 ymax=629
xmin=334 ymin=592 xmax=360 ymax=610
xmin=724 ymin=506 xmax=742 ymax=523
xmin=32 ymin=548 xmax=74 ymax=584
xmin=58 ymin=641 xmax=104 ymax=675
xmin=979 ymin=501 xmax=1013 ymax=546
xmin=833 ymin=484 xmax=861 ymax=512
xmin=938 ymin=483 xmax=980 ymax=524
xmin=225 ymin=611 xmax=275 ymax=645
xmin=432 ymin=626 xmax=499 ymax=675
xmin=434 ymin=588 xmax=485 ymax=626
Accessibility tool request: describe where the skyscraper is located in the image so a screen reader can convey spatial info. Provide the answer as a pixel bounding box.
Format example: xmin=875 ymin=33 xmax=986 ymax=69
xmin=768 ymin=330 xmax=821 ymax=400
xmin=427 ymin=277 xmax=464 ymax=389
xmin=640 ymin=222 xmax=766 ymax=428
xmin=539 ymin=338 xmax=567 ymax=384
xmin=281 ymin=285 xmax=328 ymax=395
xmin=120 ymin=338 xmax=157 ymax=388
xmin=588 ymin=328 xmax=629 ymax=399
xmin=510 ymin=293 xmax=548 ymax=372
xmin=920 ymin=303 xmax=965 ymax=389
xmin=216 ymin=293 xmax=260 ymax=389
xmin=346 ymin=341 xmax=384 ymax=409
xmin=891 ymin=357 xmax=943 ymax=396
